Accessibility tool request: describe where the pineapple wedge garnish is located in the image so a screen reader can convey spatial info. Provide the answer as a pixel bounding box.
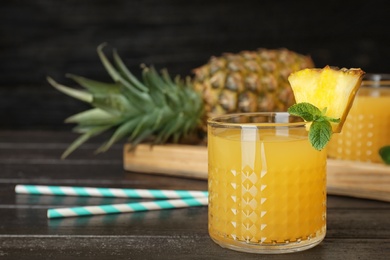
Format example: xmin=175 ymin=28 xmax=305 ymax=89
xmin=288 ymin=66 xmax=365 ymax=133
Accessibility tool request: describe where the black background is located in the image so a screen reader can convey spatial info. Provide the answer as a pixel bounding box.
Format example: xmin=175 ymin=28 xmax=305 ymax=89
xmin=1 ymin=0 xmax=389 ymax=130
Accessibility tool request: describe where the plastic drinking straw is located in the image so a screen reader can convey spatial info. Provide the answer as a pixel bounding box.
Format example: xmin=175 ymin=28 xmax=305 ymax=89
xmin=47 ymin=197 xmax=208 ymax=218
xmin=15 ymin=185 xmax=208 ymax=199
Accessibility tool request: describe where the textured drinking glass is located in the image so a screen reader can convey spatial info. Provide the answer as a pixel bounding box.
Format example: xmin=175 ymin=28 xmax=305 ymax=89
xmin=328 ymin=74 xmax=390 ymax=163
xmin=208 ymin=113 xmax=327 ymax=254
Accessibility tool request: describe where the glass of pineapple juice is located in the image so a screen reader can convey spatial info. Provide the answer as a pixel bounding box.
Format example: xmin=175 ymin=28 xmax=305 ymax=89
xmin=328 ymin=74 xmax=390 ymax=163
xmin=208 ymin=112 xmax=327 ymax=254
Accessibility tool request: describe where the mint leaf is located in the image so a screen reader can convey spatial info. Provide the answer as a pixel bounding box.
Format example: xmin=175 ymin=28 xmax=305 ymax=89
xmin=288 ymin=102 xmax=322 ymax=121
xmin=288 ymin=102 xmax=340 ymax=151
xmin=379 ymin=146 xmax=390 ymax=165
xmin=326 ymin=117 xmax=341 ymax=123
xmin=309 ymin=120 xmax=332 ymax=150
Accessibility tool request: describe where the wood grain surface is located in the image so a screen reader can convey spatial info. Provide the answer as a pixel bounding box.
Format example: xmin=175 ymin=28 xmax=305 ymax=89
xmin=1 ymin=131 xmax=389 ymax=259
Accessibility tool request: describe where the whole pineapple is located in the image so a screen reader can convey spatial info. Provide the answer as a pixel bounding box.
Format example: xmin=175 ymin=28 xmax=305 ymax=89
xmin=48 ymin=44 xmax=314 ymax=158
xmin=193 ymin=49 xmax=313 ymax=116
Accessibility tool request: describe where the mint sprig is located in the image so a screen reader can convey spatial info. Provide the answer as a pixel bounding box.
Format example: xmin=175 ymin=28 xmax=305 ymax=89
xmin=379 ymin=146 xmax=390 ymax=165
xmin=288 ymin=102 xmax=340 ymax=151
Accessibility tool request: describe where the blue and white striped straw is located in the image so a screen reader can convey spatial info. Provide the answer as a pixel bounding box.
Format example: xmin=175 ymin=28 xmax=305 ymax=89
xmin=15 ymin=185 xmax=208 ymax=199
xmin=47 ymin=197 xmax=208 ymax=218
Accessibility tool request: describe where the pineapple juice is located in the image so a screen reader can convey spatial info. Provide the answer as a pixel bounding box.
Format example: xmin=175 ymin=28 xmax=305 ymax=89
xmin=208 ymin=113 xmax=327 ymax=254
xmin=328 ymin=85 xmax=390 ymax=163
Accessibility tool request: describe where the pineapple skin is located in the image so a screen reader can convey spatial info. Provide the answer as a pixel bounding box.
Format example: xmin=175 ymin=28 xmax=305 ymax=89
xmin=192 ymin=48 xmax=314 ymax=119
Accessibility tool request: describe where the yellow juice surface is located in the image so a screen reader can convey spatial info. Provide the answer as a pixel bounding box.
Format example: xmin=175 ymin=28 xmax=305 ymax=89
xmin=328 ymin=87 xmax=390 ymax=163
xmin=208 ymin=127 xmax=327 ymax=246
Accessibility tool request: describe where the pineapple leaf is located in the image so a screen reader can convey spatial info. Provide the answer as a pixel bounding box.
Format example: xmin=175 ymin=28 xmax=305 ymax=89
xmin=97 ymin=44 xmax=151 ymax=102
xmin=129 ymin=128 xmax=154 ymax=148
xmin=146 ymin=66 xmax=167 ymax=93
xmin=65 ymin=108 xmax=121 ymax=125
xmin=61 ymin=125 xmax=111 ymax=159
xmin=112 ymin=49 xmax=149 ymax=92
xmin=97 ymin=43 xmax=121 ymax=83
xmin=72 ymin=124 xmax=117 ymax=134
xmin=61 ymin=134 xmax=91 ymax=159
xmin=92 ymin=94 xmax=140 ymax=116
xmin=96 ymin=118 xmax=140 ymax=153
xmin=155 ymin=114 xmax=183 ymax=144
xmin=154 ymin=107 xmax=173 ymax=128
xmin=72 ymin=125 xmax=100 ymax=134
xmin=129 ymin=121 xmax=147 ymax=142
xmin=182 ymin=117 xmax=195 ymax=136
xmin=141 ymin=67 xmax=167 ymax=107
xmin=129 ymin=115 xmax=157 ymax=141
xmin=161 ymin=69 xmax=181 ymax=106
xmin=160 ymin=69 xmax=176 ymax=89
xmin=66 ymin=74 xmax=122 ymax=94
xmin=47 ymin=77 xmax=93 ymax=103
xmin=119 ymin=88 xmax=151 ymax=113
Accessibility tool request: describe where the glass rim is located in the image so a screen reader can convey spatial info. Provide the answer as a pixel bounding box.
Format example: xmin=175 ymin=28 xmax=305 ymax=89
xmin=207 ymin=112 xmax=307 ymax=128
xmin=362 ymin=73 xmax=390 ymax=86
xmin=362 ymin=81 xmax=390 ymax=86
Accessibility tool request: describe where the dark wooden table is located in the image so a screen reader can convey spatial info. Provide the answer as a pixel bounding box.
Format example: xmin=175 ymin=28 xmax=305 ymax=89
xmin=0 ymin=130 xmax=389 ymax=259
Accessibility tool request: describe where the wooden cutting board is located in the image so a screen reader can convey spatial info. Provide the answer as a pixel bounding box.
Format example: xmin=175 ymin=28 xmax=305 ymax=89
xmin=123 ymin=144 xmax=390 ymax=202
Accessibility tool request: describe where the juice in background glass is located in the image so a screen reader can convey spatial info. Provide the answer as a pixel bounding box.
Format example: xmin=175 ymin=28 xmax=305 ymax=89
xmin=208 ymin=113 xmax=327 ymax=254
xmin=328 ymin=74 xmax=390 ymax=163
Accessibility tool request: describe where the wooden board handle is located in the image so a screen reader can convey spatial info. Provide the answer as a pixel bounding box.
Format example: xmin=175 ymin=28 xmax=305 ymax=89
xmin=123 ymin=144 xmax=207 ymax=179
xmin=327 ymin=159 xmax=390 ymax=202
xmin=124 ymin=144 xmax=390 ymax=202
